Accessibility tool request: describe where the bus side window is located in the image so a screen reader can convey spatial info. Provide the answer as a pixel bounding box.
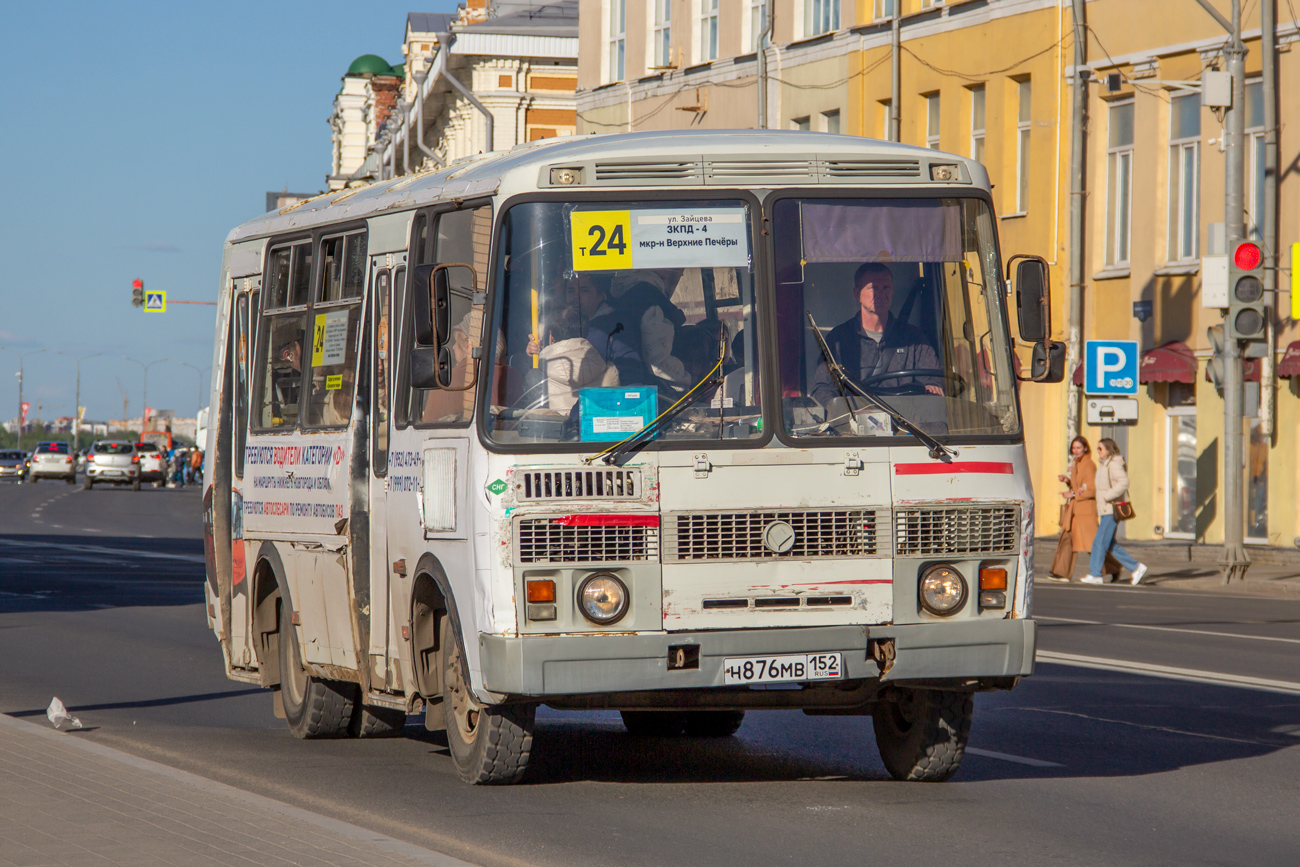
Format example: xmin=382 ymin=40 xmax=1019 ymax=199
xmin=410 ymin=205 xmax=492 ymax=426
xmin=372 ymin=269 xmax=391 ymax=475
xmin=254 ymin=241 xmax=312 ymax=430
xmin=233 ymin=292 xmax=250 ymax=478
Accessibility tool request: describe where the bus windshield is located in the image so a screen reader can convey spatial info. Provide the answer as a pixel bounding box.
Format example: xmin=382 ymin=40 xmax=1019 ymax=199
xmin=484 ymin=199 xmax=762 ymax=447
xmin=772 ymin=196 xmax=1020 ymax=441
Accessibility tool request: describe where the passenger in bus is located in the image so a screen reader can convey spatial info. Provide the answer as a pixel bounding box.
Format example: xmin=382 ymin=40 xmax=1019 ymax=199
xmin=537 ymin=306 xmax=619 ymax=412
xmin=527 ymin=273 xmax=644 ymax=385
xmin=810 ymin=262 xmax=943 ymax=409
xmin=271 ymin=333 xmax=305 ymax=420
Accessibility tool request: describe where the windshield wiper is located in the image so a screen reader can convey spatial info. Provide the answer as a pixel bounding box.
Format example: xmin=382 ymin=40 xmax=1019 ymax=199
xmin=586 ymin=332 xmax=728 ymax=467
xmin=806 ymin=312 xmax=954 ymax=461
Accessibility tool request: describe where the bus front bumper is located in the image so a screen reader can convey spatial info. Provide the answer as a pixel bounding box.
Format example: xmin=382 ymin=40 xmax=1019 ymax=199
xmin=478 ymin=618 xmax=1036 ymax=697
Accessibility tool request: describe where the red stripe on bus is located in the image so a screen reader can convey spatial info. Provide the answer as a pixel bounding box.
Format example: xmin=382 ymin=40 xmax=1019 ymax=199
xmin=551 ymin=514 xmax=660 ymax=527
xmin=894 ymin=461 xmax=1014 ymax=475
xmin=791 ymin=579 xmax=894 ymax=586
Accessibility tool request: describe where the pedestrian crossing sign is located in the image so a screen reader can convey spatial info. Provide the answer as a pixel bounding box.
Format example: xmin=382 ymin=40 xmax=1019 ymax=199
xmin=144 ymin=290 xmax=166 ymax=312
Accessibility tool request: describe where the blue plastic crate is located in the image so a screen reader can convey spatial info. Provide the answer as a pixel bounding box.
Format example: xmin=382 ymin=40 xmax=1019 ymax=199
xmin=579 ymin=387 xmax=657 ymax=442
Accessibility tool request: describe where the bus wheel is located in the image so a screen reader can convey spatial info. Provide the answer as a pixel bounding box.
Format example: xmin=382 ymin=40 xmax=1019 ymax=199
xmin=350 ymin=704 xmax=407 ymax=738
xmin=872 ymin=687 xmax=972 ymax=782
xmin=682 ymin=710 xmax=745 ymax=737
xmin=620 ymin=711 xmax=687 ymax=736
xmin=278 ymin=600 xmax=355 ymax=738
xmin=441 ymin=618 xmax=534 ymax=784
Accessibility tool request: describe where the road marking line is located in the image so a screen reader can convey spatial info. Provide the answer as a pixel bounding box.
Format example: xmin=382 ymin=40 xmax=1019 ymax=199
xmin=1037 ymin=650 xmax=1300 ymax=695
xmin=1020 ymin=707 xmax=1269 ymax=746
xmin=0 ymin=539 xmax=205 ymax=564
xmin=965 ymin=747 xmax=1062 ymax=767
xmin=1034 ymin=582 xmax=1300 ymax=603
xmin=1038 ymin=615 xmax=1300 ymax=645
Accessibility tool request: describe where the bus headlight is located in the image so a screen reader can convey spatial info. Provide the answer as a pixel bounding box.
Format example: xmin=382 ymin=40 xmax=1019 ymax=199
xmin=577 ymin=572 xmax=629 ymax=625
xmin=919 ymin=565 xmax=967 ymax=616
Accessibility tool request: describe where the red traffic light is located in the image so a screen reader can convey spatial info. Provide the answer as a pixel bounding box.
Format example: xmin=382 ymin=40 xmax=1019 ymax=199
xmin=132 ymin=278 xmax=144 ymax=289
xmin=1234 ymin=242 xmax=1262 ymax=271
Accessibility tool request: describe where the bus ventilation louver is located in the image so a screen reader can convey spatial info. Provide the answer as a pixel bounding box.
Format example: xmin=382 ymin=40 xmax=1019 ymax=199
xmin=664 ymin=509 xmax=881 ymax=562
xmin=516 ymin=518 xmax=660 ymax=564
xmin=821 ymin=159 xmax=921 ymax=178
xmin=704 ymin=159 xmax=816 ymax=182
xmin=515 ymin=468 xmax=641 ymax=501
xmin=892 ymin=505 xmax=1020 ymax=557
xmin=593 ymin=161 xmax=704 ymax=183
xmin=584 ymin=158 xmax=923 ymax=186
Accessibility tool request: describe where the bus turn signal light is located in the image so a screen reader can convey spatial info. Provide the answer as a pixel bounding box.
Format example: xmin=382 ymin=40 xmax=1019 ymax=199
xmin=979 ymin=567 xmax=1007 ymax=590
xmin=527 ymin=579 xmax=556 ymax=603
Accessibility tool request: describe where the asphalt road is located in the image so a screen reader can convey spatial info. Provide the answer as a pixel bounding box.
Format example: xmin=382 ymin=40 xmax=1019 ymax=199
xmin=2 ymin=479 xmax=1298 ymax=866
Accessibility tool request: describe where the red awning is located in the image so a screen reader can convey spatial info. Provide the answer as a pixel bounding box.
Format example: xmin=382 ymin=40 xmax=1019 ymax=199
xmin=1205 ymin=357 xmax=1262 ymax=383
xmin=1278 ymin=341 xmax=1300 ymax=377
xmin=1071 ymin=362 xmax=1084 ymax=386
xmin=1140 ymin=341 xmax=1196 ymax=384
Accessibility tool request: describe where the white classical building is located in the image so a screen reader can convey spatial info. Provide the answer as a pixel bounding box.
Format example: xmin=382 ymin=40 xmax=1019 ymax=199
xmin=327 ymin=2 xmax=577 ymax=189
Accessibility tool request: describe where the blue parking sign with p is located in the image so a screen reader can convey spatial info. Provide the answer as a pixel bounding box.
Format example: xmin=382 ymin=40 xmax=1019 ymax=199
xmin=1085 ymin=340 xmax=1139 ymax=395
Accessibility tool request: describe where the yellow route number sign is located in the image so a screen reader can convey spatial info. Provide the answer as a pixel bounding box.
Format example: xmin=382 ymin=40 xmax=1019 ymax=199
xmin=571 ymin=210 xmax=632 ymax=271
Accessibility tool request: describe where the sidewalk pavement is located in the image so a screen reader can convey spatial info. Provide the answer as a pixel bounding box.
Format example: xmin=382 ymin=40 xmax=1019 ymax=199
xmin=1034 ymin=537 xmax=1300 ymax=598
xmin=0 ymin=713 xmax=474 ymax=867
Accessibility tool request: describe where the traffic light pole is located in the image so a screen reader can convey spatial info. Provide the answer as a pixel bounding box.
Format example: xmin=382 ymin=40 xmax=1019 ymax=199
xmin=1220 ymin=0 xmax=1250 ymax=584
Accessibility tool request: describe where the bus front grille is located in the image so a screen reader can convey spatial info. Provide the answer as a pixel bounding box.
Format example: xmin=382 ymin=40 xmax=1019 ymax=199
xmin=516 ymin=468 xmax=642 ymax=501
xmin=516 ymin=519 xmax=660 ymax=564
xmin=664 ymin=509 xmax=882 ymax=562
xmin=893 ymin=505 xmax=1020 ymax=557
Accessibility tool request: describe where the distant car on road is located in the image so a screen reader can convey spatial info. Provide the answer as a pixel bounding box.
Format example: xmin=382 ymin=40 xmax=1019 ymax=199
xmin=134 ymin=441 xmax=167 ymax=487
xmin=0 ymin=449 xmax=26 ymax=482
xmin=85 ymin=441 xmax=141 ymax=490
xmin=28 ymin=441 xmax=77 ymax=484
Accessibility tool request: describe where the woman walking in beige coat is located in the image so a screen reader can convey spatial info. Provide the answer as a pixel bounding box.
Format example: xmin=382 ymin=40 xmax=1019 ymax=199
xmin=1048 ymin=436 xmax=1102 ymax=579
xmin=1084 ymin=438 xmax=1149 ymax=585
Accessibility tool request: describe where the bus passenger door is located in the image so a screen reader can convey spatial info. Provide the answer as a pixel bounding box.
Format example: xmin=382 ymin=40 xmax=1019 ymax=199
xmin=367 ymin=261 xmax=399 ymax=690
xmin=229 ymin=287 xmax=254 ymax=668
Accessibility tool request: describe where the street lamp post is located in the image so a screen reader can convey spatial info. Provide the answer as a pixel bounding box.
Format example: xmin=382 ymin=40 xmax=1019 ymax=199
xmin=55 ymin=350 xmax=102 ymax=451
xmin=123 ymin=357 xmax=168 ymax=434
xmin=0 ymin=346 xmax=47 ymax=442
xmin=178 ymin=362 xmax=209 ymax=418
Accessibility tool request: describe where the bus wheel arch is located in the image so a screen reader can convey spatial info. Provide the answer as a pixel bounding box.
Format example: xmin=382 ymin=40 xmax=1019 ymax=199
xmin=251 ymin=543 xmax=287 ymax=688
xmin=409 ymin=555 xmax=459 ymax=700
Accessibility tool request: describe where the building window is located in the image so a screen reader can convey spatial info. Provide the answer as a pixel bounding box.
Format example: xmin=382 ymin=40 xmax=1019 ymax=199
xmin=925 ymin=93 xmax=940 ymax=149
xmin=1106 ymin=101 xmax=1135 ymax=266
xmin=700 ymin=0 xmax=718 ymax=62
xmin=1016 ymin=79 xmax=1031 ymax=212
xmin=807 ymin=0 xmax=839 ymax=36
xmin=879 ymin=99 xmax=891 ymax=139
xmin=653 ymin=0 xmax=672 ymax=68
xmin=874 ymin=0 xmax=895 ymax=19
xmin=793 ymin=116 xmax=811 ymax=131
xmin=1165 ymin=409 xmax=1197 ymax=538
xmin=822 ymin=109 xmax=840 ymax=134
xmin=1247 ymin=416 xmax=1268 ymax=542
xmin=1167 ymin=92 xmax=1200 ymax=263
xmin=609 ymin=0 xmax=626 ymax=81
xmin=1245 ymin=79 xmax=1265 ymax=240
xmin=969 ymin=85 xmax=985 ymax=163
xmin=749 ymin=0 xmax=767 ymax=52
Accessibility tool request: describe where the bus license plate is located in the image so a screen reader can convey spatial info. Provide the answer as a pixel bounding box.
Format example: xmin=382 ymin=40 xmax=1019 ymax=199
xmin=722 ymin=652 xmax=842 ymax=685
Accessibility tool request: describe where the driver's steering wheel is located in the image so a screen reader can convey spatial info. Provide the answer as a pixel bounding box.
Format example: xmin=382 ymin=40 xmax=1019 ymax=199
xmin=859 ymin=368 xmax=965 ymax=397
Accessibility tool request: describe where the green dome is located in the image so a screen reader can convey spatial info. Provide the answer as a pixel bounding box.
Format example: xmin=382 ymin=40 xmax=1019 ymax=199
xmin=346 ymin=54 xmax=395 ymax=76
xmin=391 ymin=62 xmax=405 ymax=78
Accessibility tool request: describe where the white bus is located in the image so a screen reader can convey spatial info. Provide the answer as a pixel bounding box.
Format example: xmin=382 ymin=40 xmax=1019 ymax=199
xmin=203 ymin=130 xmax=1064 ymax=784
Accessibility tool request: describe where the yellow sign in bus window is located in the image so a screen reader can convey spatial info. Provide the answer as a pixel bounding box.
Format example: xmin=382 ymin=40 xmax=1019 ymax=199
xmin=570 ymin=210 xmax=633 ymax=271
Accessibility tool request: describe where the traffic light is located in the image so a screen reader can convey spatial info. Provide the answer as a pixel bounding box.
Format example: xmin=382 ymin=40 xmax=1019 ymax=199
xmin=132 ymin=278 xmax=144 ymax=308
xmin=1226 ymin=241 xmax=1266 ymax=341
xmin=1206 ymin=323 xmax=1225 ymax=391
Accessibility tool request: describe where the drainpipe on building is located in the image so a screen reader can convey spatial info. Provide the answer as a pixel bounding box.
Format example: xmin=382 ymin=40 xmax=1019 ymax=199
xmin=1066 ymin=0 xmax=1088 ymax=443
xmin=413 ymin=59 xmax=446 ymax=169
xmin=889 ymin=5 xmax=900 ymax=141
xmin=1261 ymin=0 xmax=1278 ymax=438
xmin=436 ymin=31 xmax=495 ymax=152
xmin=757 ymin=0 xmax=774 ymax=129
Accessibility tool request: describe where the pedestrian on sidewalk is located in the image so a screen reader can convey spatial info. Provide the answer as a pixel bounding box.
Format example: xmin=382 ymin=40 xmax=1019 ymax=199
xmin=1084 ymin=438 xmax=1148 ymax=586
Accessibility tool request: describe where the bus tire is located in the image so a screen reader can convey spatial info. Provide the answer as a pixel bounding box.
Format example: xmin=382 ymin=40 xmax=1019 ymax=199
xmin=620 ymin=711 xmax=687 ymax=737
xmin=441 ymin=617 xmax=534 ymax=784
xmin=278 ymin=599 xmax=355 ymax=739
xmin=682 ymin=710 xmax=745 ymax=737
xmin=350 ymin=704 xmax=407 ymax=738
xmin=872 ymin=687 xmax=972 ymax=782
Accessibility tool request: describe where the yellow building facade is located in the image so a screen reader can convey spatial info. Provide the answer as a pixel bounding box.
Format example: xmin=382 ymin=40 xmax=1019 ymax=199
xmin=577 ymin=0 xmax=1300 ymax=552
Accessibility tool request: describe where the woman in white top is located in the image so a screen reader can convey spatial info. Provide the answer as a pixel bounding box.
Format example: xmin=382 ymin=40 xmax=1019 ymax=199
xmin=1084 ymin=438 xmax=1149 ymax=585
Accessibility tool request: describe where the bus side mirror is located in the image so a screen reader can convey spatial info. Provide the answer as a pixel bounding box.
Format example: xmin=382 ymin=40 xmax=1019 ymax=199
xmin=1009 ymin=255 xmax=1050 ymax=342
xmin=409 ymin=263 xmax=480 ymax=391
xmin=1028 ymin=340 xmax=1066 ymax=383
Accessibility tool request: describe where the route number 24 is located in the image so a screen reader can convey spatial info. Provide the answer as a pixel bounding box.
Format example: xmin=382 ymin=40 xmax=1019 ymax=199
xmin=570 ymin=210 xmax=633 ymax=270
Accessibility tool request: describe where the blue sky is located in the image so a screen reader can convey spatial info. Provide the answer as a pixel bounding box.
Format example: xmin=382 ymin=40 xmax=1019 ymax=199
xmin=0 ymin=0 xmax=454 ymax=424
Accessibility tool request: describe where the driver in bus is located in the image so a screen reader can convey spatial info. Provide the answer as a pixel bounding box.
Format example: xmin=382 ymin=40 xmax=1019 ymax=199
xmin=810 ymin=262 xmax=943 ymax=409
